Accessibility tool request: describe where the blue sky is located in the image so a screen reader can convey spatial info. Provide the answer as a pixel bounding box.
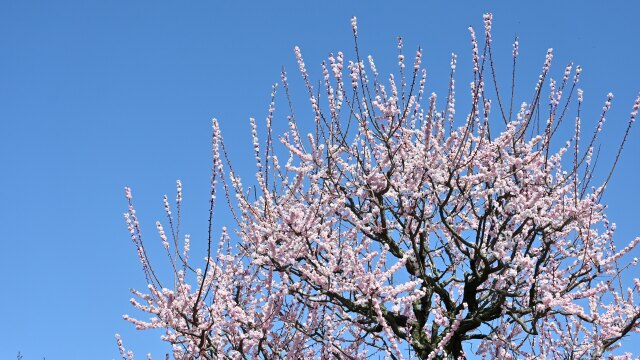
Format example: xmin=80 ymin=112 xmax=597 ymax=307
xmin=1 ymin=1 xmax=640 ymax=359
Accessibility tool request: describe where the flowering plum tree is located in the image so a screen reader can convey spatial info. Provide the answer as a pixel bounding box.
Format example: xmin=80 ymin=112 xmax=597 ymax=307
xmin=117 ymin=14 xmax=640 ymax=360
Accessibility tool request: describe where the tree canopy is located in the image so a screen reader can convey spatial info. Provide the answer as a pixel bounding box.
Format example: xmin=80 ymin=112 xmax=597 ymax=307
xmin=117 ymin=14 xmax=640 ymax=359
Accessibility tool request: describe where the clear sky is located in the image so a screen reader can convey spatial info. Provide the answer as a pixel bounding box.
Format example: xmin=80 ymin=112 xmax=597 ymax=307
xmin=1 ymin=1 xmax=640 ymax=359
